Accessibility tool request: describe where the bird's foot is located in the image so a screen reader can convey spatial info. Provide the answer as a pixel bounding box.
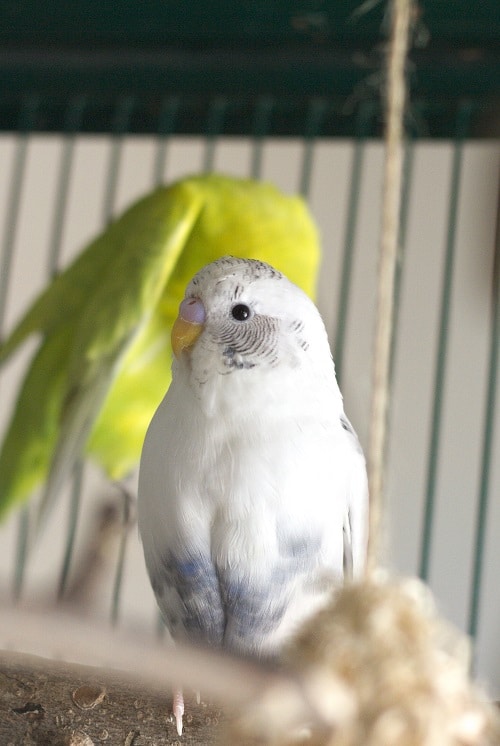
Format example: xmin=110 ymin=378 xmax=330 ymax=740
xmin=173 ymin=688 xmax=185 ymax=736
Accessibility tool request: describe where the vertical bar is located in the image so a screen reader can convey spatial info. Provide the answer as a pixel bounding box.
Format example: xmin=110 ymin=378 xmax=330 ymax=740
xmin=250 ymin=96 xmax=274 ymax=179
xmin=102 ymin=95 xmax=135 ymax=225
xmin=298 ymin=98 xmax=327 ymax=197
xmin=419 ymin=102 xmax=473 ymax=581
xmin=202 ymin=97 xmax=227 ymax=173
xmin=0 ymin=138 xmax=28 ymax=335
xmin=1 ymin=97 xmax=40 ymax=600
xmin=468 ymin=180 xmax=500 ymax=643
xmin=153 ymin=96 xmax=179 ymax=186
xmin=46 ymin=98 xmax=87 ymax=599
xmin=57 ymin=460 xmax=84 ymax=599
xmin=333 ymin=101 xmax=375 ymax=386
xmin=12 ymin=507 xmax=30 ymax=601
xmin=110 ymin=487 xmax=133 ymax=625
xmin=46 ymin=96 xmax=87 ymax=277
xmin=0 ymin=96 xmax=39 ymax=336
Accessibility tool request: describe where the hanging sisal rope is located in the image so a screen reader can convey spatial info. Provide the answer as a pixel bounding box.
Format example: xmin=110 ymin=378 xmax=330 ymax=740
xmin=366 ymin=0 xmax=413 ymax=575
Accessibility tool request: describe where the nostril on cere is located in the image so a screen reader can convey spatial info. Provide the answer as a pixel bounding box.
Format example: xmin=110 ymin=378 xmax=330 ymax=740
xmin=179 ymin=297 xmax=206 ymax=324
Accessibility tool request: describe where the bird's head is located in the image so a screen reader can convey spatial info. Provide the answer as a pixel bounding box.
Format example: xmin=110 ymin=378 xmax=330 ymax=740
xmin=171 ymin=256 xmax=339 ymax=413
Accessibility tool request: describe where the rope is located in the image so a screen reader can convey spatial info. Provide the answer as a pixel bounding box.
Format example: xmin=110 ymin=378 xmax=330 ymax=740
xmin=366 ymin=0 xmax=413 ymax=575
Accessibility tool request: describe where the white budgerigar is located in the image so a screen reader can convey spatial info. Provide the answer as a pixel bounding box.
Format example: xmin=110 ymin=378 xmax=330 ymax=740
xmin=138 ymin=256 xmax=368 ymax=735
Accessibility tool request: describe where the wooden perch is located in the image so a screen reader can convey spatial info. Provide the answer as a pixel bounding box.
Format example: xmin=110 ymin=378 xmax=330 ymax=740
xmin=0 ymin=650 xmax=223 ymax=745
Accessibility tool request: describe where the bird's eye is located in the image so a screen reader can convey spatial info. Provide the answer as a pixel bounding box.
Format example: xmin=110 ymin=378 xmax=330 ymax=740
xmin=231 ymin=303 xmax=251 ymax=321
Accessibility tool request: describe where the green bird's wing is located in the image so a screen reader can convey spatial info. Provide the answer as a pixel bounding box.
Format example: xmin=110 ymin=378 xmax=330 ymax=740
xmin=0 ymin=181 xmax=206 ymax=523
xmin=0 ymin=329 xmax=72 ymax=510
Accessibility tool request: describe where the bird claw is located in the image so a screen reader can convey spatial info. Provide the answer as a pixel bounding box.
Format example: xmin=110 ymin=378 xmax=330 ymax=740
xmin=175 ymin=714 xmax=183 ymax=736
xmin=173 ymin=688 xmax=185 ymax=736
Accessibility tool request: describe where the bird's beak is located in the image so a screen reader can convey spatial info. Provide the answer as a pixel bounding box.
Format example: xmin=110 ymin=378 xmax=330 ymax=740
xmin=171 ymin=297 xmax=206 ymax=358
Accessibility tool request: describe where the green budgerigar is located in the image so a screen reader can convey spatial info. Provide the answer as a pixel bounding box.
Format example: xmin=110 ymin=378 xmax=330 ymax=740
xmin=0 ymin=173 xmax=320 ymax=526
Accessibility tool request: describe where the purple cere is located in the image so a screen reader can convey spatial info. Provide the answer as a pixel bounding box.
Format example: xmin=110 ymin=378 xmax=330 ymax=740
xmin=179 ymin=297 xmax=206 ymax=325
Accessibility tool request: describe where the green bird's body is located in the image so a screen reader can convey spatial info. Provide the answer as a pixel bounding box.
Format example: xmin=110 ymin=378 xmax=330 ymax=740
xmin=0 ymin=173 xmax=320 ymax=524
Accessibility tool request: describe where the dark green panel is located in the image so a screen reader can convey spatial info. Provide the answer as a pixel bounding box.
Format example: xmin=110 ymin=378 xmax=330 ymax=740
xmin=0 ymin=1 xmax=386 ymax=45
xmin=0 ymin=1 xmax=498 ymax=137
xmin=2 ymin=1 xmax=499 ymax=45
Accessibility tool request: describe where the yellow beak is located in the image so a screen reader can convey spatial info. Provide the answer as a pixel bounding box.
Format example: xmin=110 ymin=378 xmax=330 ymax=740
xmin=171 ymin=297 xmax=206 ymax=358
xmin=171 ymin=316 xmax=203 ymax=357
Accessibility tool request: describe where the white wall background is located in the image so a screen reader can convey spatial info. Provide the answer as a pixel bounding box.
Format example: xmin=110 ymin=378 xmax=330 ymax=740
xmin=0 ymin=134 xmax=498 ymax=694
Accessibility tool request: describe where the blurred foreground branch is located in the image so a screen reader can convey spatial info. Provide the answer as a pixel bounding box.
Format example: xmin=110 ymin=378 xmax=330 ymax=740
xmin=0 ymin=604 xmax=324 ymax=745
xmin=2 ymin=576 xmax=500 ymax=746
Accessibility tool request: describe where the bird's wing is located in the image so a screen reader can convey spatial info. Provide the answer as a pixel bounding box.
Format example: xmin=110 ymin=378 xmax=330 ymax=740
xmin=0 ymin=183 xmax=206 ymax=525
xmin=33 ymin=183 xmax=207 ymax=533
xmin=86 ymin=309 xmax=174 ymax=480
xmin=150 ymin=550 xmax=225 ymax=647
xmin=218 ymin=563 xmax=299 ymax=657
xmin=0 ymin=329 xmax=72 ymax=520
xmin=343 ymin=509 xmax=354 ymax=579
xmin=340 ymin=414 xmax=369 ymax=577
